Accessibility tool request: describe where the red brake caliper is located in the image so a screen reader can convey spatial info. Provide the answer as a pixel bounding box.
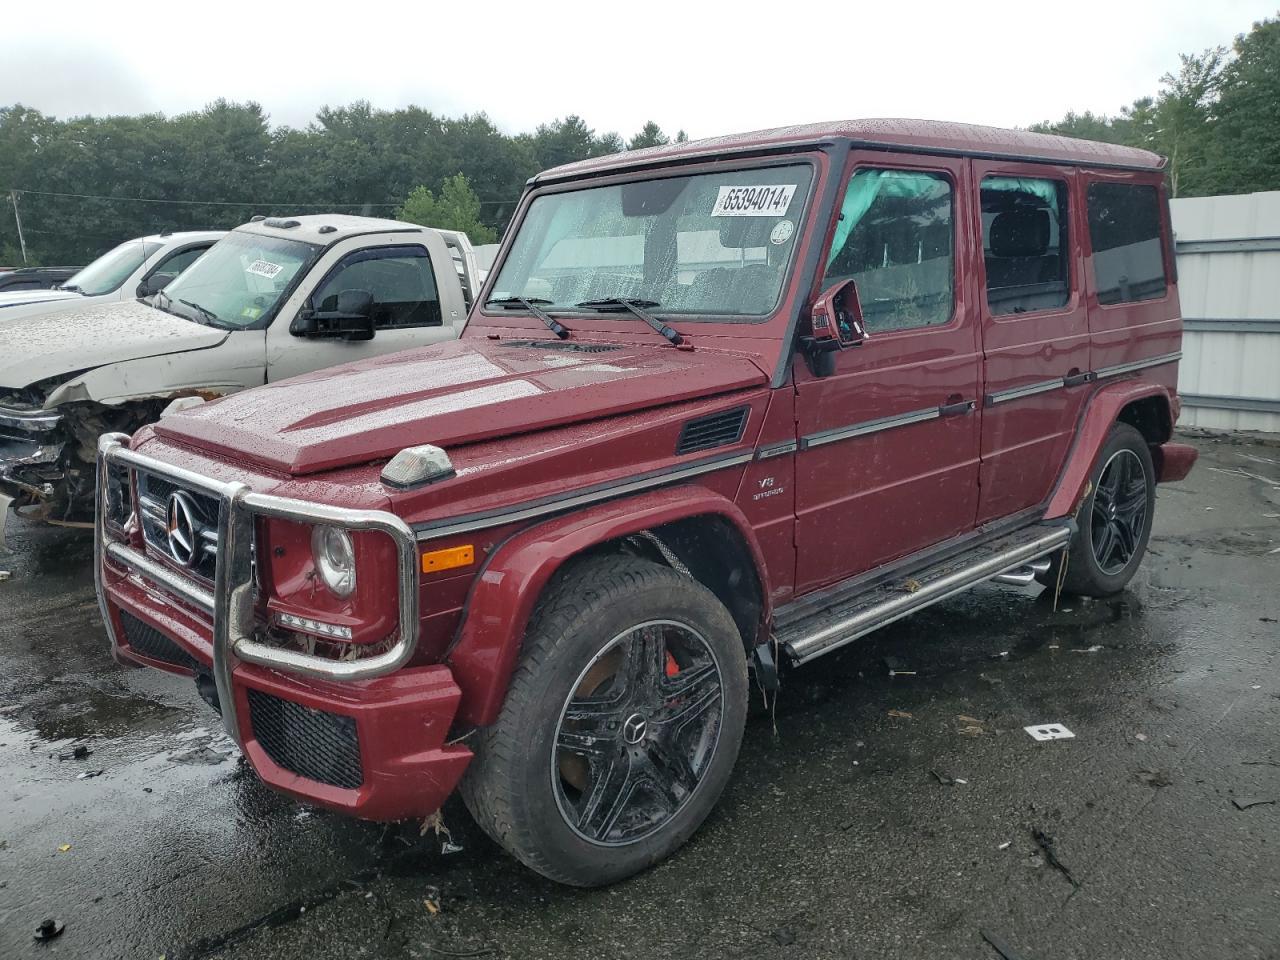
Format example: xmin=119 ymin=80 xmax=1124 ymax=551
xmin=665 ymin=651 xmax=680 ymax=677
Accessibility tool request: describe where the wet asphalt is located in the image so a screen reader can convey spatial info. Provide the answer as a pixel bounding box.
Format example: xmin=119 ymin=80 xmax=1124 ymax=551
xmin=1 ymin=433 xmax=1278 ymax=960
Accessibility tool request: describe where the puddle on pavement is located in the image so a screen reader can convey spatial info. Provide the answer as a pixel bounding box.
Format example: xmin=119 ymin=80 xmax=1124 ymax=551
xmin=5 ymin=681 xmax=185 ymax=742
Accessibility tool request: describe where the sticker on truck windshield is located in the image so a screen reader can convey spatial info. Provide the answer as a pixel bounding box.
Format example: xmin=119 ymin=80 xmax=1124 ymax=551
xmin=245 ymin=259 xmax=284 ymax=279
xmin=770 ymin=220 xmax=795 ymax=245
xmin=711 ymin=184 xmax=797 ymax=217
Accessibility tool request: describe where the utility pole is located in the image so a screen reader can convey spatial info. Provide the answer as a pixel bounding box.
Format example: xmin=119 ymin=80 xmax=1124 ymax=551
xmin=9 ymin=190 xmax=28 ymax=265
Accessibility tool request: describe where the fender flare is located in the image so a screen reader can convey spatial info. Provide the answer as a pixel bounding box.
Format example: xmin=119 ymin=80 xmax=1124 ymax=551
xmin=1043 ymin=380 xmax=1175 ymax=519
xmin=444 ymin=484 xmax=770 ymax=728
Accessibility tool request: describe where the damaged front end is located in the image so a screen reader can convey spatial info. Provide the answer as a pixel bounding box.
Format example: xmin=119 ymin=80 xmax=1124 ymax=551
xmin=0 ymin=389 xmax=71 ymax=523
xmin=0 ymin=380 xmax=173 ymax=528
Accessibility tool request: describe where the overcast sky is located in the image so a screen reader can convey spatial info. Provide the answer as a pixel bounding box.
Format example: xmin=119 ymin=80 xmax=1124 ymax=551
xmin=2 ymin=0 xmax=1273 ymax=140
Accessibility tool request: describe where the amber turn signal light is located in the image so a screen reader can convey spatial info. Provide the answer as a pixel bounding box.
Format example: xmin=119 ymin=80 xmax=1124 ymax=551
xmin=420 ymin=544 xmax=475 ymax=573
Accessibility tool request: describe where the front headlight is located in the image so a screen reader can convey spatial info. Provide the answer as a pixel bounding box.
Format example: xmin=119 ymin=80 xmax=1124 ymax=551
xmin=311 ymin=525 xmax=356 ymax=598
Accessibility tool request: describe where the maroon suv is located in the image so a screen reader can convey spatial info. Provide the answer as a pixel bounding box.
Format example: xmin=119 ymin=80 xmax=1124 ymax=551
xmin=96 ymin=119 xmax=1198 ymax=886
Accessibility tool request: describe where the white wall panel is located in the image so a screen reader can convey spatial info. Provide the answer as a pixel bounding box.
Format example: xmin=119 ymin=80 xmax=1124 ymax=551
xmin=1170 ymin=191 xmax=1280 ymax=432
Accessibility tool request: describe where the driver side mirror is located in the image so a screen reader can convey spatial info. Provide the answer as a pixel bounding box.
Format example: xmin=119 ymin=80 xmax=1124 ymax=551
xmin=136 ymin=273 xmax=175 ymax=298
xmin=292 ymin=289 xmax=376 ymax=341
xmin=801 ymin=278 xmax=866 ymax=376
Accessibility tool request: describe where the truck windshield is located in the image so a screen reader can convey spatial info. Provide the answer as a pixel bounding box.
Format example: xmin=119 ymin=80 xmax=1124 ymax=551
xmin=63 ymin=239 xmax=164 ymax=296
xmin=161 ymin=232 xmax=320 ymax=328
xmin=490 ymin=163 xmax=814 ymax=320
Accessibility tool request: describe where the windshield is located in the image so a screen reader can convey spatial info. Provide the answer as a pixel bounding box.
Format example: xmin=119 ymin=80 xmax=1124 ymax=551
xmin=64 ymin=239 xmax=164 ymax=296
xmin=161 ymin=232 xmax=320 ymax=328
xmin=490 ymin=163 xmax=814 ymax=319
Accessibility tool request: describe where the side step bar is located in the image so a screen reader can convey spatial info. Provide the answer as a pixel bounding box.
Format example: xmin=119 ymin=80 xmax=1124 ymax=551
xmin=780 ymin=525 xmax=1071 ymax=665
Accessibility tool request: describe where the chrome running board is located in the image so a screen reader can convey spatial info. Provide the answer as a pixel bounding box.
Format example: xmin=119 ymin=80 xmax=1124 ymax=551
xmin=779 ymin=525 xmax=1072 ymax=665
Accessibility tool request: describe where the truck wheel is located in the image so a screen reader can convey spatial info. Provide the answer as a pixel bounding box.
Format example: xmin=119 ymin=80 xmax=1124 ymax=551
xmin=1039 ymin=423 xmax=1156 ymax=598
xmin=460 ymin=555 xmax=748 ymax=887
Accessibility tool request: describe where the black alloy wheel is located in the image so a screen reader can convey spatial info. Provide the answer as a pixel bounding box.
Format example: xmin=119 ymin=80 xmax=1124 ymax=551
xmin=1037 ymin=422 xmax=1157 ymax=597
xmin=1090 ymin=448 xmax=1149 ymax=575
xmin=460 ymin=555 xmax=748 ymax=887
xmin=552 ymin=620 xmax=724 ymax=846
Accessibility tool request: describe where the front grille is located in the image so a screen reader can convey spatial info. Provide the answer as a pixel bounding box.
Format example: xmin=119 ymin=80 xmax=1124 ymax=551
xmin=676 ymin=406 xmax=750 ymax=455
xmin=103 ymin=462 xmax=132 ymax=528
xmin=136 ymin=472 xmax=220 ymax=581
xmin=247 ymin=689 xmax=363 ymax=789
xmin=119 ymin=610 xmax=198 ymax=670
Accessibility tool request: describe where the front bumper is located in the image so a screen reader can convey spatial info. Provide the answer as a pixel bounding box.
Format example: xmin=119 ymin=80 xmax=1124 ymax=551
xmin=95 ymin=433 xmax=472 ymax=820
xmin=0 ymin=409 xmax=65 ymax=502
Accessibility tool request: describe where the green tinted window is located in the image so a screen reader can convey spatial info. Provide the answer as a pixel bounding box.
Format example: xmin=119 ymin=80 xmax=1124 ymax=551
xmin=824 ymin=169 xmax=953 ymax=332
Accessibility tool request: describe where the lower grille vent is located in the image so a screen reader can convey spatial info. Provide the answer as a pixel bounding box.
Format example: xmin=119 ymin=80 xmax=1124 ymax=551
xmin=247 ymin=689 xmax=363 ymax=789
xmin=676 ymin=407 xmax=750 ymax=455
xmin=119 ymin=610 xmax=198 ymax=670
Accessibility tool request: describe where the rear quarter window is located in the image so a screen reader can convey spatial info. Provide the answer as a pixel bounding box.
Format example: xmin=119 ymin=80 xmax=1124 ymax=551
xmin=1086 ymin=182 xmax=1168 ymax=305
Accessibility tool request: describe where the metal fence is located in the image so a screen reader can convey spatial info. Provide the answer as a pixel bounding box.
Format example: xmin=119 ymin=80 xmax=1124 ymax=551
xmin=1171 ymin=191 xmax=1280 ymax=433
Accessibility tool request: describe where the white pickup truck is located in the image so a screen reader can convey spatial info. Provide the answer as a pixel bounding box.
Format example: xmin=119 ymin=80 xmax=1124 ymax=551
xmin=0 ymin=214 xmax=483 ymax=527
xmin=0 ymin=231 xmax=225 ymax=321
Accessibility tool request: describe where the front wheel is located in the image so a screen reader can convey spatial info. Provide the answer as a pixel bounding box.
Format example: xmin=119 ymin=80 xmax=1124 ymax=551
xmin=460 ymin=555 xmax=748 ymax=887
xmin=1039 ymin=422 xmax=1156 ymax=597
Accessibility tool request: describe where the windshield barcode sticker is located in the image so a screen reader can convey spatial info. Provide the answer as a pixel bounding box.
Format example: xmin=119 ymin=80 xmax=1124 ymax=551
xmin=245 ymin=259 xmax=283 ymax=279
xmin=711 ymin=184 xmax=797 ymax=217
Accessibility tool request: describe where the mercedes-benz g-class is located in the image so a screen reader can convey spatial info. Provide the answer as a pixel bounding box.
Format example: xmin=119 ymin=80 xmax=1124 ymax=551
xmin=95 ymin=119 xmax=1197 ymax=886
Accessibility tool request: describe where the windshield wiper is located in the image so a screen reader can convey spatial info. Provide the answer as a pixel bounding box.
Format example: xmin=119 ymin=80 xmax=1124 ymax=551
xmin=59 ymin=284 xmax=82 ymax=294
xmin=575 ymin=297 xmax=683 ymax=346
xmin=177 ymin=298 xmax=221 ymax=326
xmin=485 ymin=296 xmax=570 ymax=339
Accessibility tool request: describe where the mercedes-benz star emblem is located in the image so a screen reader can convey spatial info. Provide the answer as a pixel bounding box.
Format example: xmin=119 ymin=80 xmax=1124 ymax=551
xmin=165 ymin=490 xmax=201 ymax=568
xmin=622 ymin=713 xmax=648 ymax=745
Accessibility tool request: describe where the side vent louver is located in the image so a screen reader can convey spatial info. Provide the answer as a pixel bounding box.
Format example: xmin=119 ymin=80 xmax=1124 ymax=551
xmin=676 ymin=407 xmax=749 ymax=455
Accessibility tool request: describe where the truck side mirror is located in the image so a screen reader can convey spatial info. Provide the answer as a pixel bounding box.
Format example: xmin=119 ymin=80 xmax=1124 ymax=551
xmin=293 ymin=289 xmax=376 ymax=341
xmin=800 ymin=278 xmax=866 ymax=376
xmin=136 ymin=273 xmax=175 ymax=298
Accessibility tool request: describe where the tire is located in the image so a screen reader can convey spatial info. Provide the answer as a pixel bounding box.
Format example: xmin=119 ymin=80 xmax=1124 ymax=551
xmin=459 ymin=555 xmax=748 ymax=887
xmin=1038 ymin=423 xmax=1156 ymax=597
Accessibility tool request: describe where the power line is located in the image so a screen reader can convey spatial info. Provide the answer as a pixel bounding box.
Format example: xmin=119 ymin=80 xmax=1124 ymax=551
xmin=4 ymin=188 xmax=398 ymax=208
xmin=3 ymin=187 xmax=518 ymax=208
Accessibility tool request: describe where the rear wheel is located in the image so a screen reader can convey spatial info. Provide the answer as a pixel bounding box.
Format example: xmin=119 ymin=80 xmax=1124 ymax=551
xmin=460 ymin=555 xmax=748 ymax=887
xmin=1039 ymin=423 xmax=1156 ymax=597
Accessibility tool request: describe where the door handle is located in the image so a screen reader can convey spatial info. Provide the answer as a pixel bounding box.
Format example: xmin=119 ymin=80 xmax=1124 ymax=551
xmin=1063 ymin=369 xmax=1092 ymax=387
xmin=938 ymin=396 xmax=975 ymax=416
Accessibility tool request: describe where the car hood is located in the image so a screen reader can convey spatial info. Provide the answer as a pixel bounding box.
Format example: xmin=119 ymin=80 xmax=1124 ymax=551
xmin=0 ymin=300 xmax=228 ymax=391
xmin=0 ymin=288 xmax=84 ymax=310
xmin=156 ymin=338 xmax=768 ymax=475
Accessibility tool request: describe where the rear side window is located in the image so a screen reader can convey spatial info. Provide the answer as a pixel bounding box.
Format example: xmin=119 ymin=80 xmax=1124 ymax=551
xmin=1086 ymin=183 xmax=1168 ymax=305
xmin=981 ymin=176 xmax=1069 ymax=316
xmin=823 ymin=169 xmax=954 ymax=332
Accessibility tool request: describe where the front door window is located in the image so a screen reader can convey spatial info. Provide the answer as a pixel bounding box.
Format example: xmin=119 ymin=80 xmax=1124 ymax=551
xmin=312 ymin=246 xmax=442 ymax=329
xmin=823 ymin=169 xmax=954 ymax=332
